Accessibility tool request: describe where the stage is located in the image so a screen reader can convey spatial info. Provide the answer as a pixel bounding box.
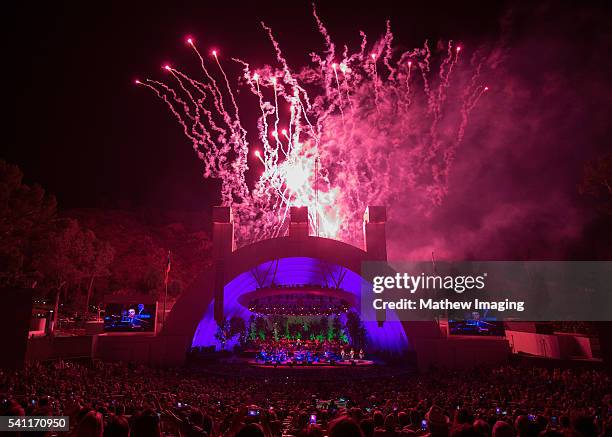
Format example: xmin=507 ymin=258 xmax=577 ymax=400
xmin=249 ymin=359 xmax=375 ymax=368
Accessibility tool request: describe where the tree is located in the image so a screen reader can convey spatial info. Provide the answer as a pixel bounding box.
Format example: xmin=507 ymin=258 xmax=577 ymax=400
xmin=308 ymin=317 xmax=327 ymax=340
xmin=67 ymin=208 xmax=214 ymax=299
xmin=254 ymin=316 xmax=268 ymax=340
xmin=579 ymin=152 xmax=612 ymax=215
xmin=214 ymin=318 xmax=231 ymax=350
xmin=0 ymin=160 xmax=57 ymax=287
xmin=32 ymin=218 xmax=113 ymax=313
xmin=248 ymin=315 xmax=257 ymax=340
xmin=215 ymin=317 xmax=247 ymax=349
xmin=331 ymin=315 xmax=343 ymax=341
xmin=345 ymin=310 xmax=367 ymax=349
xmin=83 ymin=238 xmax=114 ymax=315
xmin=268 ymin=315 xmax=287 ymax=341
xmin=32 ymin=219 xmax=87 ymax=293
xmin=228 ymin=316 xmax=246 ymax=342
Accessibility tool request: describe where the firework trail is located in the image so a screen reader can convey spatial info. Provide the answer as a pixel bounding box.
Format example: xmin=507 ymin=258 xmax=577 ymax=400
xmin=137 ymin=7 xmax=490 ymax=247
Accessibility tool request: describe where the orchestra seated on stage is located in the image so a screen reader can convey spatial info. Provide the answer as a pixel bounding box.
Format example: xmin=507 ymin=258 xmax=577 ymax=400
xmin=253 ymin=338 xmax=365 ymax=364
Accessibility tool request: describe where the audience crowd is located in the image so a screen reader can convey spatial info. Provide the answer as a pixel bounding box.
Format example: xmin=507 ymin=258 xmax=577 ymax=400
xmin=1 ymin=360 xmax=610 ymax=437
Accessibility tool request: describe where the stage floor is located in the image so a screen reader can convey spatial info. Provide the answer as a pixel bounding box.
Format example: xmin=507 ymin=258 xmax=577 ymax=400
xmin=249 ymin=359 xmax=375 ymax=368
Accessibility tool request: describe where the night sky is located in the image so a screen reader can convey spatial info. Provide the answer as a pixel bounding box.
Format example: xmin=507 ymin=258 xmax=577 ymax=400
xmin=5 ymin=1 xmax=612 ymax=258
xmin=7 ymin=0 xmax=507 ymax=209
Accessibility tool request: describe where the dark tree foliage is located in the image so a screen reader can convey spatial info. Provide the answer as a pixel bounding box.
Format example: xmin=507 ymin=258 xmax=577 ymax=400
xmin=0 ymin=160 xmax=57 ymax=287
xmin=214 ymin=318 xmax=231 ymax=349
xmin=228 ymin=315 xmax=246 ymax=339
xmin=0 ymin=161 xmax=116 ymax=313
xmin=69 ymin=209 xmax=213 ymax=299
xmin=32 ymin=218 xmax=114 ymax=311
xmin=345 ymin=310 xmax=367 ymax=349
xmin=579 ymin=152 xmax=612 ymax=215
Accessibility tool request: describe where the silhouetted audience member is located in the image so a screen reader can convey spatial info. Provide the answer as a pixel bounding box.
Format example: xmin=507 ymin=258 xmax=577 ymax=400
xmin=492 ymin=421 xmax=514 ymax=437
xmin=559 ymin=416 xmax=571 ymax=433
xmin=77 ymin=411 xmax=104 ymax=437
xmin=299 ymin=424 xmax=325 ymax=437
xmin=538 ymin=430 xmax=563 ymax=437
xmin=426 ymin=406 xmax=450 ymax=437
xmin=361 ymin=418 xmax=375 ymax=437
xmin=515 ymin=416 xmax=530 ymax=437
xmin=104 ymin=415 xmax=129 ymax=437
xmin=451 ymin=424 xmax=479 ymax=437
xmin=397 ymin=412 xmax=410 ymax=429
xmin=455 ymin=410 xmax=475 ymax=426
xmin=373 ymin=412 xmax=385 ymax=429
xmin=473 ymin=419 xmax=491 ymax=437
xmin=131 ymin=409 xmax=161 ymax=437
xmin=329 ymin=416 xmax=364 ymax=437
xmin=572 ymin=416 xmax=597 ymax=437
xmin=236 ymin=423 xmax=266 ymax=437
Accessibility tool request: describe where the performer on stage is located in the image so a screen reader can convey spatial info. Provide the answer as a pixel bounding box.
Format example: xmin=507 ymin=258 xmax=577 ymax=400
xmin=359 ymin=348 xmax=364 ymax=360
xmin=349 ymin=348 xmax=355 ymax=360
xmin=340 ymin=347 xmax=346 ymax=361
xmin=127 ymin=308 xmax=137 ymax=324
xmin=132 ymin=304 xmax=150 ymax=327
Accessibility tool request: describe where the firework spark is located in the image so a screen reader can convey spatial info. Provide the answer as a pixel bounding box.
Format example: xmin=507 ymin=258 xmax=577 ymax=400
xmin=138 ymin=8 xmax=489 ymax=247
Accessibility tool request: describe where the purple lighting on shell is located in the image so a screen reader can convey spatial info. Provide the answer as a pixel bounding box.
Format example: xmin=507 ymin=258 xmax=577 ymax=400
xmin=191 ymin=257 xmax=409 ymax=352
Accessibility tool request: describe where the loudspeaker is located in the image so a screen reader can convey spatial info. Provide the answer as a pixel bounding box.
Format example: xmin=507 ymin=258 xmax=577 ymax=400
xmin=0 ymin=288 xmax=33 ymax=370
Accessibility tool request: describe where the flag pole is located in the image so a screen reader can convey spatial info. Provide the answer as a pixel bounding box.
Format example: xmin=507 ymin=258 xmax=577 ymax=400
xmin=315 ymin=154 xmax=319 ymax=236
xmin=163 ymin=250 xmax=171 ymax=328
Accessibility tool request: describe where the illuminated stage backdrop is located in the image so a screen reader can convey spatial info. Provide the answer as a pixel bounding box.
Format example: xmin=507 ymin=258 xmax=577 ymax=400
xmin=191 ymin=256 xmax=409 ymax=353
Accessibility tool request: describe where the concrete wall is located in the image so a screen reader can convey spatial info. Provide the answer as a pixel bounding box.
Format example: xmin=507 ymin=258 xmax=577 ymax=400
xmin=506 ymin=330 xmax=560 ymax=358
xmin=26 ymin=336 xmax=95 ymax=361
xmin=30 ymin=318 xmax=46 ymax=331
xmin=25 ymin=333 xmax=189 ymax=366
xmin=94 ymin=334 xmax=190 ymax=366
xmin=414 ymin=336 xmax=510 ymax=372
xmin=556 ymin=333 xmax=594 ymax=358
xmin=506 ymin=330 xmax=595 ymax=359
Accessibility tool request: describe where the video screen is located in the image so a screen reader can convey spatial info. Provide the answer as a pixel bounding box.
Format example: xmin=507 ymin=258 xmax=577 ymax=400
xmin=449 ymin=310 xmax=505 ymax=336
xmin=103 ymin=302 xmax=156 ymax=332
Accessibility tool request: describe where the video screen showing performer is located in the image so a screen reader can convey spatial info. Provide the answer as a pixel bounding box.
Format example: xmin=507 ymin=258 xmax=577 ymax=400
xmin=449 ymin=310 xmax=505 ymax=336
xmin=103 ymin=302 xmax=156 ymax=332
